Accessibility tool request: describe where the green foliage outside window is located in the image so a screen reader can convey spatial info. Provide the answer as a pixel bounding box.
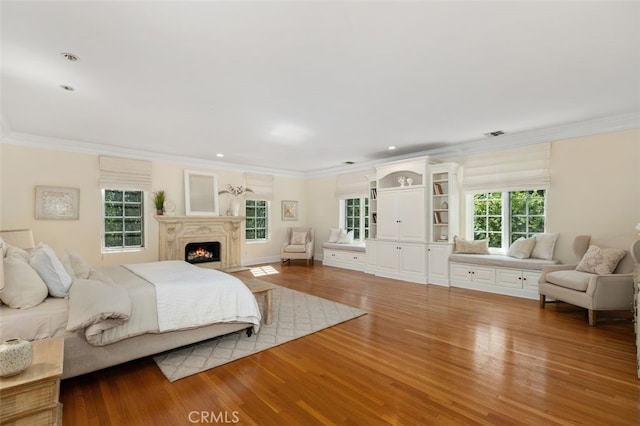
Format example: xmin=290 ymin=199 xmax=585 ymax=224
xmin=246 ymin=200 xmax=268 ymax=240
xmin=473 ymin=190 xmax=545 ymax=249
xmin=104 ymin=189 xmax=144 ymax=249
xmin=345 ymin=198 xmax=369 ymax=240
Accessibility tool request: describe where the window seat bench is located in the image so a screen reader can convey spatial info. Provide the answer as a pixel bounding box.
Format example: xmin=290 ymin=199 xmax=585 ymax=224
xmin=449 ymin=254 xmax=560 ymax=300
xmin=322 ymin=242 xmax=366 ymax=271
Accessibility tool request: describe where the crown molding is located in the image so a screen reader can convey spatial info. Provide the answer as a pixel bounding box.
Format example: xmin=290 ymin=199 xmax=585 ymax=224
xmin=0 ymin=132 xmax=306 ymax=178
xmin=2 ymin=112 xmax=638 ymax=179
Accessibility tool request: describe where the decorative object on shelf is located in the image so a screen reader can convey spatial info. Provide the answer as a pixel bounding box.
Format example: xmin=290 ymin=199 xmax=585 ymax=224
xmin=440 ymin=234 xmax=448 ymax=241
xmin=441 ymin=201 xmax=448 ymax=209
xmin=398 ymin=176 xmax=407 ymax=187
xmin=152 ymin=190 xmax=166 ymax=215
xmin=218 ymin=185 xmax=254 ymax=216
xmin=406 ymin=177 xmax=414 ymax=186
xmin=282 ymin=200 xmax=298 ymax=221
xmin=0 ymin=338 xmax=33 ymax=377
xmin=163 ymin=199 xmax=176 ymax=216
xmin=35 ymin=186 xmax=80 ymax=220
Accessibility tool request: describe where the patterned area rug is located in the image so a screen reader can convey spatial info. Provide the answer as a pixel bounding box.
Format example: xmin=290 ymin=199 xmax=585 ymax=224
xmin=153 ymin=284 xmax=367 ymax=382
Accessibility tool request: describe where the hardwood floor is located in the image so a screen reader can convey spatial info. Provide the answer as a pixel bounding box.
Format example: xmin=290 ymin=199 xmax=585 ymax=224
xmin=60 ymin=263 xmax=639 ymax=425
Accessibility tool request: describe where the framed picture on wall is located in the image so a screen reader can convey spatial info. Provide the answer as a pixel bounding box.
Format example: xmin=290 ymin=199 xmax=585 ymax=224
xmin=35 ymin=186 xmax=80 ymax=220
xmin=282 ymin=200 xmax=298 ymax=221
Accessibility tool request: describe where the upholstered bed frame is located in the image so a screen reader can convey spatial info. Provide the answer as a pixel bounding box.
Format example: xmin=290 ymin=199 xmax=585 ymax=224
xmin=0 ymin=229 xmax=252 ymax=379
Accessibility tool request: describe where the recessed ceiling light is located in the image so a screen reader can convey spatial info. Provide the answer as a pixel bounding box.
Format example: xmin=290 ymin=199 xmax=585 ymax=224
xmin=60 ymin=85 xmax=75 ymax=91
xmin=388 ymin=146 xmax=396 ymax=150
xmin=343 ymin=161 xmax=355 ymax=165
xmin=61 ymin=52 xmax=79 ymax=62
xmin=216 ymin=153 xmax=224 ymax=158
xmin=483 ymin=130 xmax=505 ymax=137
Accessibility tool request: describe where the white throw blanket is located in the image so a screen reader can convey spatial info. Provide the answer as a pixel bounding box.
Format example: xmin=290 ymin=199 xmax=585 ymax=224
xmin=123 ymin=261 xmax=261 ymax=333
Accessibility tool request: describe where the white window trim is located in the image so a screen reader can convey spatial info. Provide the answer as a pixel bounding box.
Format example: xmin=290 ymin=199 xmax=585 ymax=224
xmin=101 ymin=189 xmax=148 ymax=253
xmin=245 ymin=199 xmax=271 ymax=243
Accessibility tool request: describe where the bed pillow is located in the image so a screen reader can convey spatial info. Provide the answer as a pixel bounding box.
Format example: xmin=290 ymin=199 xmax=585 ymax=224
xmin=453 ymin=236 xmax=490 ymax=254
xmin=508 ymin=236 xmax=536 ymax=259
xmin=1 ymin=252 xmax=49 ymax=309
xmin=576 ymin=245 xmax=626 ymax=275
xmin=290 ymin=231 xmax=308 ymax=245
xmin=28 ymin=242 xmax=73 ymax=298
xmin=328 ymin=228 xmax=341 ymax=243
xmin=530 ymin=233 xmax=559 ymax=260
xmin=337 ymin=229 xmax=354 ymax=244
xmin=61 ymin=249 xmax=93 ymax=280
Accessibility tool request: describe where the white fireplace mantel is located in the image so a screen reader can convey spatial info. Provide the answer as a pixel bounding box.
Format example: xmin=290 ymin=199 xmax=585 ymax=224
xmin=155 ymin=215 xmax=244 ymax=269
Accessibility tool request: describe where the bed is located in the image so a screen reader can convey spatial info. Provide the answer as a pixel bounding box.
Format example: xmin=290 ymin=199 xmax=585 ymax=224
xmin=0 ymin=229 xmax=261 ymax=379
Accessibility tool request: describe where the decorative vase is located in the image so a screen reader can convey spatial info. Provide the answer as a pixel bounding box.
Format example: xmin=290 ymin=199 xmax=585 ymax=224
xmin=0 ymin=338 xmax=33 ymax=377
xmin=230 ymin=197 xmax=241 ymax=216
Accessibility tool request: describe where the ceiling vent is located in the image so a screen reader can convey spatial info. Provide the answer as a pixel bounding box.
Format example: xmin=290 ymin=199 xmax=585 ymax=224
xmin=484 ymin=130 xmax=505 ymax=137
xmin=61 ymin=52 xmax=79 ymax=61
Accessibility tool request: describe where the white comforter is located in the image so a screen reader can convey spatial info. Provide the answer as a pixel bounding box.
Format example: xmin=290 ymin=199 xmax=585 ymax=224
xmin=123 ymin=261 xmax=261 ymax=333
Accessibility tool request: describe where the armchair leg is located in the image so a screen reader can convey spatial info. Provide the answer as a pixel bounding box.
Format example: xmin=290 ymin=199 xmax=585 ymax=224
xmin=588 ymin=310 xmax=596 ymax=326
xmin=539 ymin=294 xmax=546 ymax=308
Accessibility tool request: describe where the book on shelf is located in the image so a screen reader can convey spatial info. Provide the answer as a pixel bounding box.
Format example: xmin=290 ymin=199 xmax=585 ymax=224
xmin=433 ymin=211 xmax=442 ymax=224
xmin=372 ymin=213 xmax=377 ymax=224
xmin=370 ymin=188 xmax=377 ymax=199
xmin=433 ymin=183 xmax=443 ymax=195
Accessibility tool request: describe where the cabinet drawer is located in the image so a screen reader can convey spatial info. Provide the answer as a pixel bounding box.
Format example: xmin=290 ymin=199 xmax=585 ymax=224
xmin=324 ymin=250 xmax=365 ymax=264
xmin=473 ymin=266 xmax=495 ymax=285
xmin=496 ymin=269 xmax=525 ymax=288
xmin=0 ymin=379 xmax=58 ymax=421
xmin=1 ymin=404 xmax=58 ymax=426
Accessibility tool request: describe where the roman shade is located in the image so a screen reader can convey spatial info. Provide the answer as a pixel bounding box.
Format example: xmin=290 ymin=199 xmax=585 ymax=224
xmin=99 ymin=156 xmax=152 ymax=191
xmin=245 ymin=173 xmax=274 ymax=201
xmin=335 ymin=171 xmax=371 ymax=200
xmin=461 ymin=143 xmax=551 ymax=192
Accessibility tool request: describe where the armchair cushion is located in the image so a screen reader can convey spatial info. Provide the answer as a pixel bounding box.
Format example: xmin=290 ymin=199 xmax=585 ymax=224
xmin=545 ymin=270 xmax=593 ymax=292
xmin=575 ymin=245 xmax=626 ymax=275
xmin=283 ymin=244 xmax=307 ymax=253
xmin=290 ymin=231 xmax=308 ymax=245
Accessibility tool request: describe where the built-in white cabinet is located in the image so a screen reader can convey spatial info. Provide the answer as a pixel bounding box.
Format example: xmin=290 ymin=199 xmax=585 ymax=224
xmin=370 ymin=157 xmax=432 ymax=284
xmin=323 ymin=249 xmax=367 ymax=272
xmin=429 ymin=163 xmax=460 ymax=243
xmin=496 ymin=269 xmax=541 ymax=292
xmin=375 ymin=241 xmax=427 ymax=284
xmin=450 ymin=263 xmax=496 ymax=286
xmin=376 ymin=188 xmax=425 ymax=242
xmin=428 ymin=243 xmax=454 ymax=286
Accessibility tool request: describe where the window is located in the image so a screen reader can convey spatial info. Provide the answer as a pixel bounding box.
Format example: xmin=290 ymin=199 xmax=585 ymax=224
xmin=246 ymin=200 xmax=268 ymax=241
xmin=472 ymin=190 xmax=546 ymax=250
xmin=344 ymin=197 xmax=369 ymax=240
xmin=103 ymin=189 xmax=145 ymax=250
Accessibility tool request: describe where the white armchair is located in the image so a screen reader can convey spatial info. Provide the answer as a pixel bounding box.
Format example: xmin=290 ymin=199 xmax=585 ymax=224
xmin=539 ymin=235 xmax=640 ymax=325
xmin=281 ymin=227 xmax=314 ymax=266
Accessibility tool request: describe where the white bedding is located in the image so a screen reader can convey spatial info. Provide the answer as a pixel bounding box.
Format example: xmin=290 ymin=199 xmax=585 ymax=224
xmin=123 ymin=261 xmax=261 ymax=333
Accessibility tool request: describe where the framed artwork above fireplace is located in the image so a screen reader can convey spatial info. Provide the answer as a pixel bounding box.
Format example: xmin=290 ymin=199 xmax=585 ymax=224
xmin=184 ymin=170 xmax=219 ymax=216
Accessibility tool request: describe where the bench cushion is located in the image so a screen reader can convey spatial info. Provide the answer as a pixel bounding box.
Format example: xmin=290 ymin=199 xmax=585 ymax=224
xmin=322 ymin=242 xmax=366 ymax=253
xmin=449 ymin=253 xmax=559 ymax=271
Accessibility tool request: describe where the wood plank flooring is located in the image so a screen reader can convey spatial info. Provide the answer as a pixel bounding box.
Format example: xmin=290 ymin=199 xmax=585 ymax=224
xmin=60 ymin=263 xmax=639 ymax=425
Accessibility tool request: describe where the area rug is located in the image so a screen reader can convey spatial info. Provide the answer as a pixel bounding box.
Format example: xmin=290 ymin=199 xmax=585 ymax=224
xmin=153 ymin=284 xmax=367 ymax=382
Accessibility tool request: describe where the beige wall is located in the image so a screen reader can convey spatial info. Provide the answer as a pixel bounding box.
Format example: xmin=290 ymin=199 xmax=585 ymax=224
xmin=547 ymin=128 xmax=640 ymax=263
xmin=0 ymin=144 xmax=308 ymax=267
xmin=2 ymin=127 xmax=639 ymax=268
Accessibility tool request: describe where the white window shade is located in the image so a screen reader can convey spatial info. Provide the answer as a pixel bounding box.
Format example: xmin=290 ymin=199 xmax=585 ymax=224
xmin=335 ymin=171 xmax=371 ymax=200
xmin=245 ymin=173 xmax=274 ymax=201
xmin=461 ymin=143 xmax=550 ymax=192
xmin=99 ymin=156 xmax=152 ymax=191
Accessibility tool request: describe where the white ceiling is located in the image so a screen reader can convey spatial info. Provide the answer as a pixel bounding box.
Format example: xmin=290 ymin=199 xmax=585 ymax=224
xmin=1 ymin=1 xmax=639 ymax=175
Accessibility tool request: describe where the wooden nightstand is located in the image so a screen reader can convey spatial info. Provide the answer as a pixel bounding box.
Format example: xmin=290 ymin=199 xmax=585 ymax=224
xmin=0 ymin=337 xmax=64 ymax=426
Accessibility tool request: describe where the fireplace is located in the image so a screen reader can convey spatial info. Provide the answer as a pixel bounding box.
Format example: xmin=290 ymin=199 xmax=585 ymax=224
xmin=156 ymin=216 xmax=244 ymax=269
xmin=185 ymin=242 xmax=221 ymax=264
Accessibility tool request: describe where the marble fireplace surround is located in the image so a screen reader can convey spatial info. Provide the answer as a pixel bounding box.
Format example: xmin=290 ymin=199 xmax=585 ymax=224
xmin=155 ymin=216 xmax=244 ymax=269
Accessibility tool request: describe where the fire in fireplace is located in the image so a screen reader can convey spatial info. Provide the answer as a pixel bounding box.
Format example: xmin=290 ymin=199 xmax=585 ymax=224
xmin=184 ymin=242 xmax=221 ymax=264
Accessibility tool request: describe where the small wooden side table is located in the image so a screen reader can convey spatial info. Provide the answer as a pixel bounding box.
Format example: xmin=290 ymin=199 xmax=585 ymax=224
xmin=240 ymin=278 xmax=276 ymax=325
xmin=0 ymin=337 xmax=64 ymax=426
